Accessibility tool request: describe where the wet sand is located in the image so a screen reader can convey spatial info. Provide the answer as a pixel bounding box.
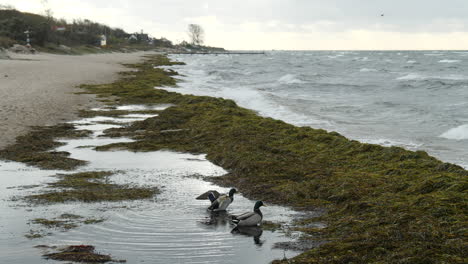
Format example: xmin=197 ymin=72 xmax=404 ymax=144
xmin=0 ymin=51 xmax=153 ymax=150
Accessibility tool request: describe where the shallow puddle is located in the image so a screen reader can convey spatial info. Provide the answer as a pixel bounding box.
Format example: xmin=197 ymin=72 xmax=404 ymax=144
xmin=1 ymin=104 xmax=306 ymax=263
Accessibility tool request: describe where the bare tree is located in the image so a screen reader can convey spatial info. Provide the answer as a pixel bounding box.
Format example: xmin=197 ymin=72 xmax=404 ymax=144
xmin=41 ymin=0 xmax=53 ymax=20
xmin=187 ymin=24 xmax=204 ymax=46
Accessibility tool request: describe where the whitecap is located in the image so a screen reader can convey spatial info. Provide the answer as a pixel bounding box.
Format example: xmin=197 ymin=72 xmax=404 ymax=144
xmin=359 ymin=68 xmax=377 ymax=72
xmin=439 ymin=59 xmax=460 ymax=63
xmin=397 ymin=73 xmax=424 ymax=80
xmin=440 ymin=125 xmax=468 ymax=140
xmin=360 ymin=138 xmax=422 ymax=150
xmin=327 ymin=55 xmax=344 ymax=59
xmin=397 ymin=73 xmax=468 ymax=81
xmin=407 ymin=60 xmax=417 ymax=64
xmin=424 ymin=53 xmax=444 ymax=56
xmin=278 ymin=74 xmax=306 ymax=84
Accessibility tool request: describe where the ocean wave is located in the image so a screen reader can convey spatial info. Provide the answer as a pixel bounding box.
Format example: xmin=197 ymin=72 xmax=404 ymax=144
xmin=424 ymin=53 xmax=444 ymax=56
xmin=327 ymin=54 xmax=344 ymax=59
xmin=406 ymin=60 xmax=417 ymax=64
xmin=360 ymin=138 xmax=422 ymax=150
xmin=397 ymin=73 xmax=468 ymax=81
xmin=359 ymin=68 xmax=377 ymax=72
xmin=440 ymin=125 xmax=468 ymax=140
xmin=439 ymin=59 xmax=460 ymax=63
xmin=278 ymin=74 xmax=306 ymax=84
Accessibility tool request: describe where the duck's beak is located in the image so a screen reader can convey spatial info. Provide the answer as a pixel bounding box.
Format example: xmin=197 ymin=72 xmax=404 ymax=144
xmin=263 ymin=203 xmax=267 ymax=207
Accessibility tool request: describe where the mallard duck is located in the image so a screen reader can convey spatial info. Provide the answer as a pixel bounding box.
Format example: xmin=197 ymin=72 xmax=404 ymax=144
xmin=197 ymin=188 xmax=237 ymax=211
xmin=231 ymin=201 xmax=266 ymax=226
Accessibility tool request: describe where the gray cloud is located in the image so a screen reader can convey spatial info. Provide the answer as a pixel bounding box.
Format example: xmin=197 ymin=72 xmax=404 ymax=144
xmin=101 ymin=0 xmax=468 ymax=32
xmin=6 ymin=0 xmax=468 ymax=49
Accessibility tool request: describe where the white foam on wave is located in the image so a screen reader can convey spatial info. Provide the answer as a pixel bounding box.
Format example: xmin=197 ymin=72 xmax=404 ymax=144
xmin=278 ymin=74 xmax=306 ymax=84
xmin=440 ymin=125 xmax=468 ymax=140
xmin=439 ymin=59 xmax=460 ymax=63
xmin=397 ymin=73 xmax=424 ymax=80
xmin=397 ymin=73 xmax=468 ymax=81
xmin=407 ymin=60 xmax=417 ymax=64
xmin=327 ymin=54 xmax=344 ymax=59
xmin=360 ymin=138 xmax=422 ymax=150
xmin=424 ymin=53 xmax=444 ymax=56
xmin=359 ymin=68 xmax=377 ymax=72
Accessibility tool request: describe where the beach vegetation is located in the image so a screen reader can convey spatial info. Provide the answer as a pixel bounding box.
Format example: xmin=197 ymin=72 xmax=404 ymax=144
xmin=0 ymin=8 xmax=174 ymax=52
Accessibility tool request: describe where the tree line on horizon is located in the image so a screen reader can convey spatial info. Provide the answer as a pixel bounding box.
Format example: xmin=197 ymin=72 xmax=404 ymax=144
xmin=0 ymin=6 xmax=173 ymax=49
xmin=0 ymin=5 xmax=224 ymax=53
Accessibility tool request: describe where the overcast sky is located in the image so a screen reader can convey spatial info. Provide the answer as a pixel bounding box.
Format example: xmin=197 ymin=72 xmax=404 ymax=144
xmin=4 ymin=0 xmax=468 ymax=50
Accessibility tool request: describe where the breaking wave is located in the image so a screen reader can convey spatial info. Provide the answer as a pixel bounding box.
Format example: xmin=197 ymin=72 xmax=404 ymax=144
xmin=439 ymin=59 xmax=460 ymax=63
xmin=278 ymin=74 xmax=306 ymax=84
xmin=440 ymin=125 xmax=468 ymax=140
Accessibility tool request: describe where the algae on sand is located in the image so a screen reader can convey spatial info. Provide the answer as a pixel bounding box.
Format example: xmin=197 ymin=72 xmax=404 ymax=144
xmin=0 ymin=124 xmax=90 ymax=170
xmin=27 ymin=171 xmax=158 ymax=203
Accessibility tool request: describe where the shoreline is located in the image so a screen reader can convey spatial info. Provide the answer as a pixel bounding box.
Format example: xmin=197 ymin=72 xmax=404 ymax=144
xmin=0 ymin=51 xmax=155 ymax=150
xmin=0 ymin=54 xmax=466 ymax=263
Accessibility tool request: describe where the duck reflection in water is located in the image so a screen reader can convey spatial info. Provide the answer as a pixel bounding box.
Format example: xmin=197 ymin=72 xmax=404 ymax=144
xmin=231 ymin=226 xmax=264 ymax=245
xmin=199 ymin=210 xmax=230 ymax=226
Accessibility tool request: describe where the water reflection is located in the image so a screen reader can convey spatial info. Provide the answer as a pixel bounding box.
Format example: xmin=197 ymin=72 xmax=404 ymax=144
xmin=231 ymin=226 xmax=264 ymax=246
xmin=199 ymin=211 xmax=230 ymax=227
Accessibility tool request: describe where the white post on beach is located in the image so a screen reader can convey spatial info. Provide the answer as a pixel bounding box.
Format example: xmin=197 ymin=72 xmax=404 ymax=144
xmin=24 ymin=30 xmax=31 ymax=47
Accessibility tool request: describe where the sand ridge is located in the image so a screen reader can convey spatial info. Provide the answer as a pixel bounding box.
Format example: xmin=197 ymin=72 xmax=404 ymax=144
xmin=0 ymin=51 xmax=154 ymax=150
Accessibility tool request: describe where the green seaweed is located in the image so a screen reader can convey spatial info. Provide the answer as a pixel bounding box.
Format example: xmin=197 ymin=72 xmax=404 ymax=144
xmin=43 ymin=245 xmax=124 ymax=263
xmin=262 ymin=220 xmax=283 ymax=232
xmin=31 ymin=218 xmax=78 ymax=230
xmin=27 ymin=171 xmax=158 ymax=203
xmin=25 ymin=230 xmax=45 ymax=239
xmin=70 ymin=54 xmax=468 ymax=263
xmin=0 ymin=124 xmax=90 ymax=170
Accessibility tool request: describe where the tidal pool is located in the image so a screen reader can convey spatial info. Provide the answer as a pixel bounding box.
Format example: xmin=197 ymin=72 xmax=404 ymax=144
xmin=0 ymin=104 xmax=308 ymax=264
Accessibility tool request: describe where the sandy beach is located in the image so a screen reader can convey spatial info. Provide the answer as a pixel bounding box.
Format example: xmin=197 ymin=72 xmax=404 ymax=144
xmin=0 ymin=51 xmax=152 ymax=150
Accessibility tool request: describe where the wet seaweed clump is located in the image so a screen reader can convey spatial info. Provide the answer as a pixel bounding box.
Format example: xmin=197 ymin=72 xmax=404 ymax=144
xmin=0 ymin=124 xmax=90 ymax=170
xmin=27 ymin=171 xmax=158 ymax=203
xmin=261 ymin=220 xmax=283 ymax=232
xmin=31 ymin=214 xmax=105 ymax=230
xmin=44 ymin=245 xmax=125 ymax=263
xmin=32 ymin=218 xmax=78 ymax=230
xmin=25 ymin=230 xmax=46 ymax=239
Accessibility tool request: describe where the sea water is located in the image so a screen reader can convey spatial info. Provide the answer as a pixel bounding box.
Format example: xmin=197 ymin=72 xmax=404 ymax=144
xmin=166 ymin=51 xmax=468 ymax=168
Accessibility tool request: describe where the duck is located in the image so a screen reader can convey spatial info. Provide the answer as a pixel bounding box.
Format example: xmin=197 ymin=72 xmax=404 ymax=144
xmin=231 ymin=201 xmax=266 ymax=226
xmin=197 ymin=188 xmax=237 ymax=211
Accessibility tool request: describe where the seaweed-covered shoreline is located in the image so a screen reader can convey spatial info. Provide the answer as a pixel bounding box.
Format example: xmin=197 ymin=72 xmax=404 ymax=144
xmin=77 ymin=54 xmax=467 ymax=263
xmin=2 ymin=54 xmax=467 ymax=263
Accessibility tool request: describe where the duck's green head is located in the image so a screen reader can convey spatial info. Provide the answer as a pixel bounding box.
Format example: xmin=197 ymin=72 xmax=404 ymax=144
xmin=254 ymin=201 xmax=266 ymax=210
xmin=229 ymin=188 xmax=237 ymax=197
